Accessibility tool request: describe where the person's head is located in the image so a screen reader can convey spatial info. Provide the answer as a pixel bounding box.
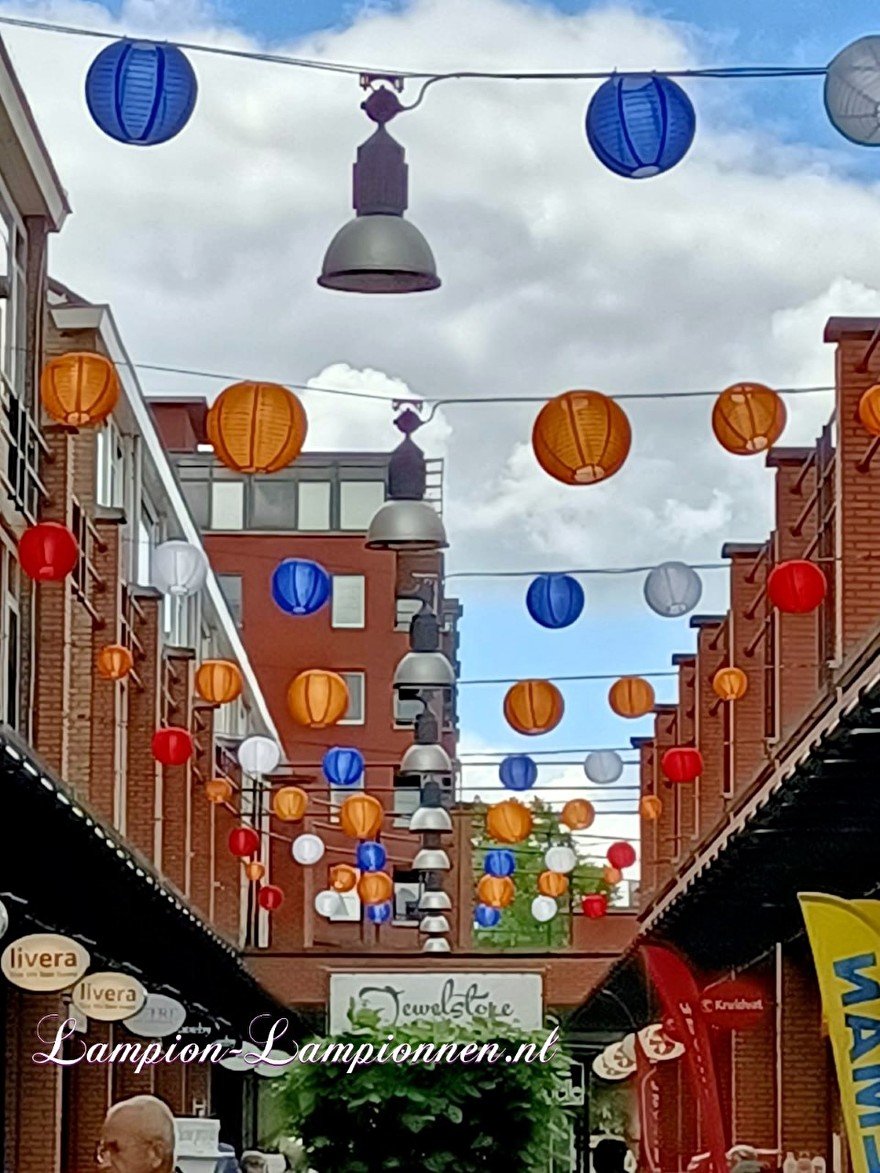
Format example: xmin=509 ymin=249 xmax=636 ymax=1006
xmin=240 ymin=1156 xmax=268 ymax=1173
xmin=593 ymin=1138 xmax=628 ymax=1173
xmin=97 ymin=1095 xmax=176 ymax=1173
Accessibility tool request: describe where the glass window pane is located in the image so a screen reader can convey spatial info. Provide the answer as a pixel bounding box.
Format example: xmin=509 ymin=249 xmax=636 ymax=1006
xmin=211 ymin=481 xmax=244 ymax=529
xmin=217 ymin=574 xmax=243 ymax=627
xmin=332 ymin=576 xmax=365 ymax=628
xmin=181 ymin=481 xmax=209 ymax=528
xmin=339 ymin=672 xmax=365 ymax=724
xmin=298 ymin=482 xmax=331 ymax=531
xmin=339 ymin=481 xmax=385 ymax=531
xmin=251 ymin=479 xmax=296 ymax=530
xmin=394 ymin=694 xmax=422 ymax=727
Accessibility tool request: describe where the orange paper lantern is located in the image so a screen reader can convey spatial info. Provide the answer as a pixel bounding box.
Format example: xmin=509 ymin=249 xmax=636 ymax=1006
xmin=40 ymin=352 xmax=120 ymax=427
xmin=271 ymin=786 xmax=309 ymax=822
xmin=486 ymin=800 xmax=533 ymax=845
xmin=339 ymin=793 xmax=384 ymax=840
xmin=205 ymin=777 xmax=234 ymax=804
xmin=858 ymin=385 xmax=880 ymax=436
xmin=561 ymin=799 xmax=595 ymax=831
xmin=244 ymin=860 xmax=266 ymax=883
xmin=503 ymin=679 xmax=564 ymax=735
xmin=477 ymin=874 xmax=515 ymax=909
xmin=712 ymin=666 xmax=748 ymax=702
xmin=640 ymin=795 xmax=663 ymax=821
xmin=96 ymin=643 xmax=133 ymax=681
xmin=287 ymin=670 xmax=350 ymax=729
xmin=538 ymin=870 xmax=569 ymax=898
xmin=603 ymin=865 xmax=622 ymax=885
xmin=532 ymin=390 xmax=631 ymax=485
xmin=195 ymin=659 xmax=243 ymax=705
xmin=329 ymin=864 xmax=358 ymax=893
xmin=206 ymin=381 xmax=307 ymax=474
xmin=358 ymin=871 xmax=393 ymax=905
xmin=712 ymin=383 xmax=786 ymax=455
xmin=609 ymin=676 xmax=656 ymax=718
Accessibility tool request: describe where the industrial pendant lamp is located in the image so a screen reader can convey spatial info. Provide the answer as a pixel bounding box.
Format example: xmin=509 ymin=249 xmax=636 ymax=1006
xmin=319 ymin=82 xmax=440 ymax=294
xmin=394 ymin=601 xmax=455 ymax=691
xmin=400 ymin=710 xmax=453 ymax=775
xmin=366 ymin=413 xmax=448 ymax=551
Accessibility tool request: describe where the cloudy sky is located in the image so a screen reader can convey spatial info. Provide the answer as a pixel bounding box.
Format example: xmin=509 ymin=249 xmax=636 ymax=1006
xmin=5 ymin=0 xmax=880 ymax=867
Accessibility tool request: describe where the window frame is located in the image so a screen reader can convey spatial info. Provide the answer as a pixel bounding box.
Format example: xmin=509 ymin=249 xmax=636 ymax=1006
xmin=337 ymin=671 xmax=366 ymax=726
xmin=331 ymin=575 xmax=366 ymax=630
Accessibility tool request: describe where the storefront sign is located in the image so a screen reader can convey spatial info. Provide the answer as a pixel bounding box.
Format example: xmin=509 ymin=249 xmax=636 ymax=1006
xmin=637 ymin=1022 xmax=685 ymax=1062
xmin=124 ymin=993 xmax=187 ymax=1038
xmin=328 ymin=972 xmax=543 ymax=1033
xmin=592 ymin=1036 xmax=636 ymax=1081
xmin=1 ymin=933 xmax=90 ymax=992
xmin=700 ymin=977 xmax=767 ymax=1032
xmin=71 ymin=971 xmax=146 ymax=1022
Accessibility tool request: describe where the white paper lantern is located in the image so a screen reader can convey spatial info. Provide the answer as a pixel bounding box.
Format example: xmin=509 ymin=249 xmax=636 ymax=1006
xmin=151 ymin=539 xmax=208 ymax=598
xmin=238 ymin=736 xmax=281 ymax=776
xmin=544 ymin=845 xmax=577 ymax=874
xmin=644 ymin=561 xmax=702 ymax=618
xmin=531 ymin=895 xmax=558 ymax=923
xmin=584 ymin=750 xmax=624 ymax=786
xmin=825 ymin=36 xmax=880 ymax=145
xmin=314 ymin=888 xmax=343 ymax=917
xmin=292 ymin=834 xmax=325 ymax=866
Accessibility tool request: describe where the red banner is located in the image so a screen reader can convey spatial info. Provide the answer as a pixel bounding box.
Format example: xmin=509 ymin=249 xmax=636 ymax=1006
xmin=642 ymin=944 xmax=727 ymax=1173
xmin=636 ymin=1040 xmax=661 ymax=1173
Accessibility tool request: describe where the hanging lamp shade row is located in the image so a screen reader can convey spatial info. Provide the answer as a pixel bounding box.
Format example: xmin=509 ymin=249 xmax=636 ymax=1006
xmin=206 ymin=381 xmax=307 ymax=474
xmin=287 ymin=670 xmax=350 ymax=728
xmin=86 ymin=40 xmax=197 ymax=145
xmin=329 ymin=864 xmax=358 ymax=893
xmin=585 ymin=74 xmax=696 ymax=179
xmin=483 ymin=849 xmax=516 ymax=877
xmin=503 ymin=679 xmax=564 ymax=735
xmin=18 ymin=522 xmax=79 ymax=582
xmin=712 ymin=666 xmax=748 ymax=701
xmin=339 ymin=793 xmax=384 ymax=840
xmin=475 ymin=904 xmax=502 ymax=928
xmin=767 ymin=560 xmax=827 ymax=614
xmin=858 ymin=385 xmax=880 ymax=436
xmin=238 ymin=735 xmax=281 ymax=775
xmin=526 ymin=573 xmax=585 ymax=628
xmin=40 ymin=352 xmax=119 ymax=427
xmin=712 ymin=383 xmax=787 ymax=455
xmin=195 ymin=660 xmax=243 ymax=705
xmin=205 ymin=777 xmax=234 ymax=804
xmin=477 ymin=874 xmax=516 ymax=909
xmin=271 ymin=786 xmax=309 ymax=822
xmin=499 ymin=754 xmax=538 ymax=792
xmin=358 ymin=871 xmax=394 ymax=905
xmin=538 ymin=870 xmax=569 ymax=898
xmin=151 ymin=727 xmax=193 ymax=766
xmin=486 ymin=800 xmax=533 ymax=844
xmin=532 ymin=390 xmax=631 ymax=485
xmin=322 ymin=746 xmax=365 ymax=786
xmin=229 ymin=826 xmax=260 ymax=858
xmin=96 ymin=644 xmax=133 ymax=681
xmin=639 ymin=795 xmax=663 ymax=821
xmin=643 ymin=562 xmax=703 ymax=618
xmin=608 ymin=676 xmax=655 ymax=718
xmin=151 ymin=540 xmax=208 ymax=597
xmin=271 ymin=559 xmax=331 ymax=616
xmin=824 ymin=36 xmax=880 ymax=145
xmin=561 ymin=799 xmax=595 ymax=830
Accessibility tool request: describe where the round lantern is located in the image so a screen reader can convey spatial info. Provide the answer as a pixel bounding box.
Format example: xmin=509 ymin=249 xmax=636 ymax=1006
xmin=544 ymin=845 xmax=577 ymax=875
xmin=607 ymin=841 xmax=637 ymax=870
xmin=238 ymin=735 xmax=281 ymax=775
xmin=292 ymin=834 xmax=325 ymax=866
xmin=322 ymin=746 xmax=365 ymax=787
xmin=152 ymin=540 xmax=208 ymax=597
xmin=582 ymin=893 xmax=608 ymax=919
xmin=586 ymin=74 xmax=696 ymax=179
xmin=258 ymin=884 xmax=284 ymax=912
xmin=356 ymin=841 xmax=386 ymax=872
xmin=85 ymin=40 xmax=197 ymax=145
xmin=712 ymin=666 xmax=748 ymax=702
xmin=531 ymin=895 xmax=558 ymax=923
xmin=229 ymin=827 xmax=260 ymax=858
xmin=484 ymin=849 xmax=516 ymax=877
xmin=18 ymin=521 xmax=78 ymax=582
xmin=538 ymin=871 xmax=569 ymax=898
xmin=271 ymin=559 xmax=331 ymax=617
xmin=532 ymin=390 xmax=631 ymax=485
xmin=825 ymin=36 xmax=880 ymax=145
xmin=644 ymin=562 xmax=703 ymax=618
xmin=207 ymin=381 xmax=307 ymax=475
xmin=475 ymin=904 xmax=501 ymax=929
xmin=195 ymin=660 xmax=243 ymax=705
xmin=477 ymin=874 xmax=515 ymax=909
xmin=287 ymin=670 xmax=349 ymax=729
xmin=858 ymin=385 xmax=880 ymax=435
xmin=96 ymin=644 xmax=133 ymax=681
xmin=330 ymin=864 xmax=358 ymax=893
xmin=245 ymin=861 xmax=265 ymax=883
xmin=712 ymin=383 xmax=787 ymax=455
xmin=151 ymin=727 xmax=193 ymax=766
xmin=339 ymin=794 xmax=384 ymax=840
xmin=357 ymin=871 xmax=393 ymax=905
xmin=205 ymin=777 xmax=233 ymax=804
xmin=584 ymin=750 xmax=624 ymax=786
xmin=366 ymin=901 xmax=393 ymax=925
xmin=486 ymin=800 xmax=534 ymax=845
xmin=604 ymin=865 xmax=622 ymax=885
xmin=609 ymin=676 xmax=655 ymax=718
xmin=315 ymin=889 xmax=342 ymax=918
xmin=767 ymin=560 xmax=827 ymax=614
xmin=40 ymin=352 xmax=119 ymax=427
xmin=503 ymin=680 xmax=564 ymax=735
xmin=661 ymin=747 xmax=703 ymax=784
xmin=526 ymin=573 xmax=585 ymax=629
xmin=561 ymin=799 xmax=595 ymax=831
xmin=271 ymin=786 xmax=308 ymax=822
xmin=499 ymin=754 xmax=538 ymax=792
xmin=640 ymin=795 xmax=663 ymax=821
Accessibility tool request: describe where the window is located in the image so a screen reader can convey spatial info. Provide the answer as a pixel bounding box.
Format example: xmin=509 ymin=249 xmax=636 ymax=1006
xmin=180 ymin=479 xmax=209 ymax=528
xmin=395 ymin=597 xmax=422 ymax=632
xmin=339 ymin=480 xmax=385 ymax=531
xmin=298 ymin=481 xmax=331 ymax=531
xmin=338 ymin=672 xmax=365 ymax=725
xmin=393 ymin=870 xmax=423 ymax=924
xmin=2 ymin=546 xmax=20 ymax=730
xmin=136 ymin=503 xmax=157 ymax=587
xmin=96 ymin=423 xmax=125 ymax=509
xmin=251 ymin=478 xmax=295 ymax=530
xmin=332 ymin=576 xmax=365 ymax=628
xmin=163 ymin=594 xmax=191 ymax=648
xmin=393 ymin=781 xmax=420 ymax=828
xmin=328 ymin=890 xmax=361 ymax=923
xmin=394 ymin=693 xmax=422 ymax=728
xmin=217 ymin=574 xmax=243 ymax=628
xmin=211 ymin=481 xmax=244 ymax=529
xmin=329 ymin=772 xmax=364 ymax=823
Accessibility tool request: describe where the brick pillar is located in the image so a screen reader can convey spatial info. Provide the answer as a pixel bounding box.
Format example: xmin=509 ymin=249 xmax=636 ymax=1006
xmin=634 ymin=737 xmax=656 ymax=909
xmin=725 ymin=544 xmax=769 ymax=795
xmin=111 ymin=1017 xmax=156 ymax=1100
xmin=190 ymin=704 xmax=215 ymax=917
xmin=653 ymin=706 xmax=678 ymax=885
xmin=5 ymin=990 xmax=64 ymax=1173
xmin=160 ymin=651 xmax=195 ymax=893
xmin=63 ymin=1021 xmax=112 ymax=1172
xmin=675 ymin=655 xmax=697 ymax=854
xmin=692 ymin=616 xmax=727 ymax=845
xmin=731 ymin=960 xmax=776 ymax=1148
xmin=185 ymin=1063 xmax=211 ymax=1116
xmin=154 ymin=1060 xmax=186 ymax=1115
xmin=214 ymin=792 xmax=244 ymax=943
xmin=89 ymin=516 xmax=125 ymax=823
xmin=125 ymin=593 xmax=162 ymax=864
xmin=780 ymin=943 xmax=829 ymax=1157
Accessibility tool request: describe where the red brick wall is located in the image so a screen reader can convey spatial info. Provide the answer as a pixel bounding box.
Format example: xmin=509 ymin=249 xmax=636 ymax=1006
xmin=693 ymin=619 xmax=727 ymax=847
xmin=727 ymin=547 xmax=769 ymax=797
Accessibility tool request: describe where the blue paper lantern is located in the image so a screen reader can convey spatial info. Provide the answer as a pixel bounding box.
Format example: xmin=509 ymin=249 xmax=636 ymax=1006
xmin=586 ymin=74 xmax=696 ymax=179
xmin=484 ymin=849 xmax=516 ymax=878
xmin=366 ymin=901 xmax=393 ymax=925
xmin=322 ymin=747 xmax=365 ymax=787
xmin=526 ymin=573 xmax=585 ymax=629
xmin=271 ymin=559 xmax=331 ymax=616
xmin=475 ymin=904 xmax=502 ymax=929
xmin=499 ymin=755 xmax=538 ymax=792
xmin=356 ymin=841 xmax=387 ymax=872
xmin=85 ymin=40 xmax=198 ymax=146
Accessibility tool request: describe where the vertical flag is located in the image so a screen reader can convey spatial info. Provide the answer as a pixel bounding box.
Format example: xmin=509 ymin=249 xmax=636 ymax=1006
xmin=636 ymin=1040 xmax=662 ymax=1173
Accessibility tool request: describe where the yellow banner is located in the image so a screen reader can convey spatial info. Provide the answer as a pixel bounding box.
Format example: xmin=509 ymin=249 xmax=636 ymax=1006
xmin=799 ymin=893 xmax=880 ymax=1173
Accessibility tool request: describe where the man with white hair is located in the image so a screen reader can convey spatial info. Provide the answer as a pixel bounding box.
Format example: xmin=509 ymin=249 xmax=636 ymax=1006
xmin=96 ymin=1094 xmax=178 ymax=1172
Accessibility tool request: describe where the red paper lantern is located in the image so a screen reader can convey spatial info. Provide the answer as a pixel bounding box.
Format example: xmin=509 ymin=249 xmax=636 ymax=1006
xmin=661 ymin=746 xmax=703 ymax=784
xmin=151 ymin=727 xmax=193 ymax=766
xmin=257 ymin=883 xmax=284 ymax=912
xmin=18 ymin=521 xmax=79 ymax=582
xmin=767 ymin=560 xmax=827 ymax=614
xmin=581 ymin=893 xmax=608 ymax=919
xmin=229 ymin=826 xmax=260 ymax=858
xmin=607 ymin=841 xmax=636 ymax=870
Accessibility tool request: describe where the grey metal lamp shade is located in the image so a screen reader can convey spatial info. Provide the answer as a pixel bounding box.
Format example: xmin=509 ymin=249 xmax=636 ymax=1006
xmin=825 ymin=36 xmax=880 ymax=145
xmin=419 ymin=914 xmax=450 ymax=934
xmin=412 ymin=848 xmax=451 ymax=871
xmin=318 ymin=215 xmax=441 ymax=294
xmin=409 ymin=806 xmax=453 ymax=833
xmin=393 ymin=651 xmax=455 ymax=692
xmin=419 ymin=890 xmax=452 ymax=911
xmin=400 ymin=743 xmax=453 ymax=774
xmin=366 ymin=499 xmax=448 ymax=551
xmin=422 ymin=937 xmax=451 ymax=954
